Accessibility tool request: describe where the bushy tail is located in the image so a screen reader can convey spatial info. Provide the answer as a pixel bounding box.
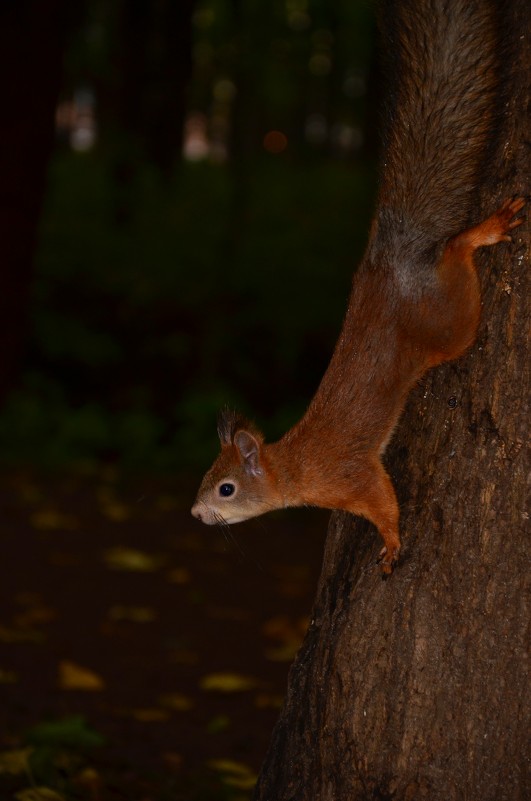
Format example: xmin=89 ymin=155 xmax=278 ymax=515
xmin=373 ymin=0 xmax=504 ymax=250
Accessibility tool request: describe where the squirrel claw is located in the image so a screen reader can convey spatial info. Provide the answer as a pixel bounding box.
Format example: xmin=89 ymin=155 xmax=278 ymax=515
xmin=472 ymin=196 xmax=527 ymax=247
xmin=377 ymin=544 xmax=400 ymax=576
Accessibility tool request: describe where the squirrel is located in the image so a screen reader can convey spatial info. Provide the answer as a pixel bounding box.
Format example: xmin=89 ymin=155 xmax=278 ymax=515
xmin=191 ymin=0 xmax=526 ymax=574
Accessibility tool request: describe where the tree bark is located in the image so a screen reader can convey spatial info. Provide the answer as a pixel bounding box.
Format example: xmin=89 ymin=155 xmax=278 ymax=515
xmin=253 ymin=2 xmax=530 ymax=799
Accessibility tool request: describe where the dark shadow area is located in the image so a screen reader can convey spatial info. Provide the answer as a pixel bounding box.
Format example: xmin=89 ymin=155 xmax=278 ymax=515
xmin=0 ymin=1 xmax=377 ymax=797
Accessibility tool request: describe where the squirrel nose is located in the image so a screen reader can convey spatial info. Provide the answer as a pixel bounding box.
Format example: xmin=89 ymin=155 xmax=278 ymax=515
xmin=191 ymin=504 xmax=202 ymax=522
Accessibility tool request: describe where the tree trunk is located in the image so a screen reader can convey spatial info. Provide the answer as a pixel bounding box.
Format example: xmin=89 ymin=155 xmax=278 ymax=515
xmin=117 ymin=0 xmax=194 ymax=179
xmin=253 ymin=2 xmax=530 ymax=800
xmin=0 ymin=1 xmax=68 ymax=403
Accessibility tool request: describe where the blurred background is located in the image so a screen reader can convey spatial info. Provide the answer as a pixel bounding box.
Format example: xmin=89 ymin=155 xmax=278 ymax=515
xmin=0 ymin=0 xmax=378 ymax=474
xmin=0 ymin=1 xmax=380 ymax=798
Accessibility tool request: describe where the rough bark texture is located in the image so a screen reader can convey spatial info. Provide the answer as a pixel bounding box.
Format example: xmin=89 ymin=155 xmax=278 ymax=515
xmin=253 ymin=2 xmax=529 ymax=799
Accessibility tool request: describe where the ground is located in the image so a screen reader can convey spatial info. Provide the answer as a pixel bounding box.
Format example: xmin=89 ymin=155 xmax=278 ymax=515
xmin=0 ymin=470 xmax=327 ymax=800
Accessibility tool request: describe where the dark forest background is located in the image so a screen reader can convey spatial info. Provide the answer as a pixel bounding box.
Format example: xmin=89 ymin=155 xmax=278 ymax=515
xmin=0 ymin=0 xmax=378 ymax=476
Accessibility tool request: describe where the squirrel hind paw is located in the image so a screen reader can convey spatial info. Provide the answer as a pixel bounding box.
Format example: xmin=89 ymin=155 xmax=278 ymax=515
xmin=468 ymin=196 xmax=527 ymax=249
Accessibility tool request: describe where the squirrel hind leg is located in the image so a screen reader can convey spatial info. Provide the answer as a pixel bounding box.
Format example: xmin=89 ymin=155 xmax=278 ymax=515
xmin=454 ymin=196 xmax=526 ymax=251
xmin=423 ymin=196 xmax=526 ymax=367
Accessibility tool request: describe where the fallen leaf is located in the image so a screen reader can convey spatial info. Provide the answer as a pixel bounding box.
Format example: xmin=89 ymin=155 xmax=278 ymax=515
xmin=0 ymin=747 xmax=32 ymax=775
xmin=208 ymin=758 xmax=255 ymax=776
xmin=101 ymin=501 xmax=131 ymax=522
xmin=103 ymin=547 xmax=165 ymax=572
xmin=15 ymin=788 xmax=65 ymax=801
xmin=199 ymin=673 xmax=260 ymax=693
xmin=59 ymin=661 xmax=105 ymax=691
xmin=97 ymin=487 xmax=131 ymax=521
xmin=264 ymin=644 xmax=301 ymax=662
xmin=0 ymin=626 xmax=44 ymax=644
xmin=224 ymin=774 xmax=258 ymax=790
xmin=208 ymin=759 xmax=257 ymax=790
xmin=15 ymin=606 xmax=56 ymax=628
xmin=72 ymin=767 xmax=102 ymax=793
xmin=158 ymin=693 xmax=194 ymax=712
xmin=30 ymin=510 xmax=79 ymax=531
xmin=108 ymin=605 xmax=156 ymax=623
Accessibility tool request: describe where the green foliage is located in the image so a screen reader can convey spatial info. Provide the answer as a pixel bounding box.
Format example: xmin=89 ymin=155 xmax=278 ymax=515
xmin=12 ymin=717 xmax=105 ymax=793
xmin=25 ymin=717 xmax=105 ymax=752
xmin=0 ymin=0 xmax=379 ymax=473
xmin=0 ymin=150 xmax=376 ymax=472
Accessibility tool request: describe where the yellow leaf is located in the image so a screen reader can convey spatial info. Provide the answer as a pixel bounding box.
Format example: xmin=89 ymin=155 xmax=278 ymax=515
xmin=224 ymin=774 xmax=257 ymax=790
xmin=108 ymin=605 xmax=156 ymax=623
xmin=72 ymin=767 xmax=102 ymax=790
xmin=97 ymin=486 xmax=130 ymax=521
xmin=208 ymin=759 xmax=258 ymax=789
xmin=59 ymin=661 xmax=105 ymax=691
xmin=103 ymin=547 xmax=165 ymax=572
xmin=14 ymin=788 xmax=65 ymax=801
xmin=159 ymin=693 xmax=194 ymax=711
xmin=101 ymin=502 xmax=131 ymax=522
xmin=199 ymin=673 xmax=260 ymax=693
xmin=0 ymin=747 xmax=32 ymax=775
xmin=208 ymin=758 xmax=255 ymax=776
xmin=264 ymin=644 xmax=301 ymax=662
xmin=30 ymin=510 xmax=79 ymax=531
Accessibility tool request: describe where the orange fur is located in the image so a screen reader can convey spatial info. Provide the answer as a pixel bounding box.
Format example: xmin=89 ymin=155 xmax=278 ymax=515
xmin=192 ymin=198 xmax=525 ymax=573
xmin=192 ymin=0 xmax=526 ymax=574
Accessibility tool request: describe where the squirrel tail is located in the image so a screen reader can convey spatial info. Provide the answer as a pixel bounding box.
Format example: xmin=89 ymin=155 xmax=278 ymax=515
xmin=373 ymin=0 xmax=506 ymax=253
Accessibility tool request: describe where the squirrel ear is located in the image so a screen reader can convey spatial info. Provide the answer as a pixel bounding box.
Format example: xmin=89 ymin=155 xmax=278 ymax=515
xmin=234 ymin=430 xmax=263 ymax=476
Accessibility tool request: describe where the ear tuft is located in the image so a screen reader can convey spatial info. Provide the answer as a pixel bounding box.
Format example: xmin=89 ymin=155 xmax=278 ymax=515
xmin=234 ymin=430 xmax=263 ymax=475
xmin=217 ymin=406 xmax=263 ymax=447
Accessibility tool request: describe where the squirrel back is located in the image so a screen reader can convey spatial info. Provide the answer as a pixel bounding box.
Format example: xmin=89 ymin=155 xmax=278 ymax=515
xmin=192 ymin=0 xmax=525 ymax=573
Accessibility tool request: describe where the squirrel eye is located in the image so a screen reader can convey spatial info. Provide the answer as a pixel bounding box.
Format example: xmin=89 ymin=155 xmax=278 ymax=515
xmin=219 ymin=483 xmax=235 ymax=497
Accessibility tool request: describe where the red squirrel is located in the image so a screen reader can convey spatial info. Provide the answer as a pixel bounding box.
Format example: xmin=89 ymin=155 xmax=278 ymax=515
xmin=191 ymin=0 xmax=526 ymax=573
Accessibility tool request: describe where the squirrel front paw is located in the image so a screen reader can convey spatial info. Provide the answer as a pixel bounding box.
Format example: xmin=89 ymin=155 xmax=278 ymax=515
xmin=377 ymin=544 xmax=400 ymax=576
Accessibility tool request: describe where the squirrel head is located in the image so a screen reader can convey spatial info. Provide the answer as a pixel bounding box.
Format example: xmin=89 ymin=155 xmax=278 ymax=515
xmin=191 ymin=408 xmax=282 ymax=525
